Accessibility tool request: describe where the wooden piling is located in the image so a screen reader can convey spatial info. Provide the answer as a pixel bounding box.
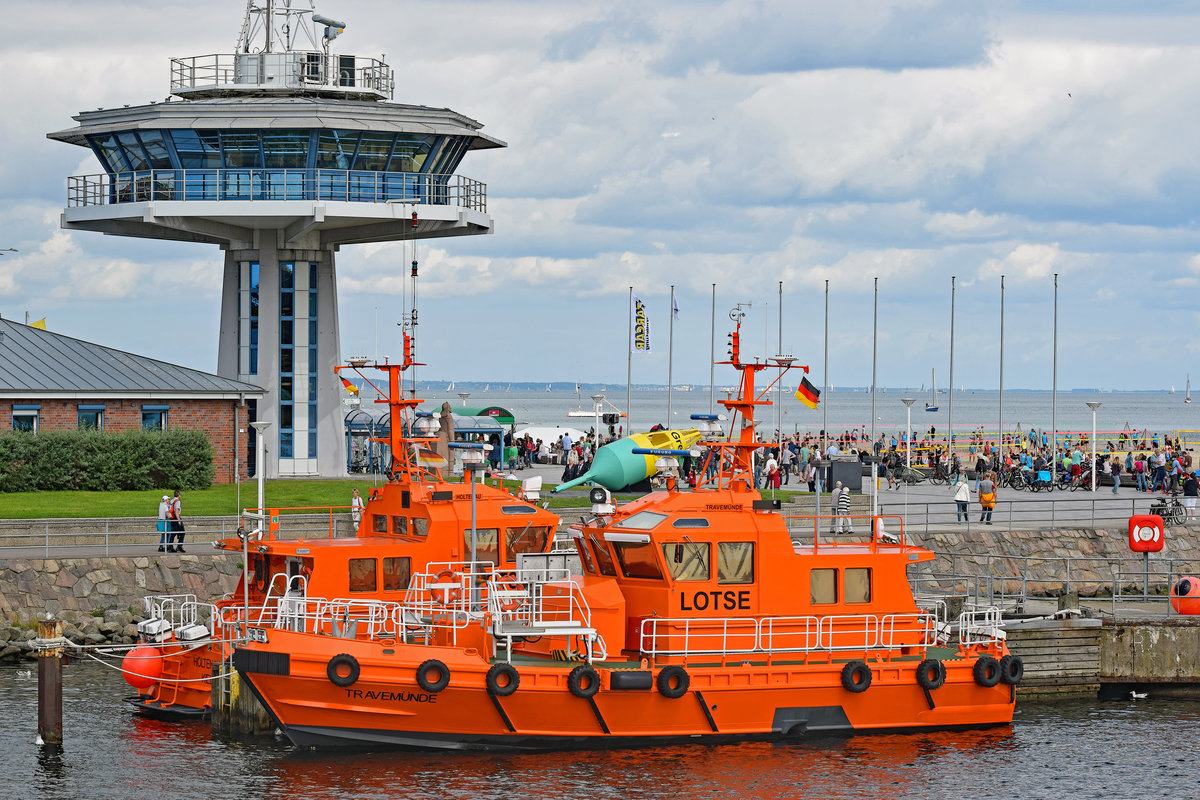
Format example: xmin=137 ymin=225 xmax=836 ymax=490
xmin=37 ymin=617 xmax=64 ymax=746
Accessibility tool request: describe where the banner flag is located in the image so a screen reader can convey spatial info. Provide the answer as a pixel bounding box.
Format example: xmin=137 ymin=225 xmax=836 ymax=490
xmin=340 ymin=377 xmax=359 ymax=396
xmin=795 ymin=376 xmax=821 ymax=409
xmin=633 ymin=295 xmax=651 ymax=352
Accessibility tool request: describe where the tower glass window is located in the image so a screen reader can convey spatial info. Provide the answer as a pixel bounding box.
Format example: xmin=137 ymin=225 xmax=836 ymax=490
xmin=12 ymin=405 xmax=38 ymax=433
xmin=78 ymin=405 xmax=104 ymax=430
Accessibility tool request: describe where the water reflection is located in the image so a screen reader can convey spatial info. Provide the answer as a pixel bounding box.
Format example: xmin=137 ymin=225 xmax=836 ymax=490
xmin=3 ymin=661 xmax=1200 ymax=800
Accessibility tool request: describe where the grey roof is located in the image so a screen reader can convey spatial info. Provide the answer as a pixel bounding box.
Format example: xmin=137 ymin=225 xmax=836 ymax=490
xmin=0 ymin=319 xmax=263 ymax=398
xmin=47 ymin=96 xmax=507 ymax=151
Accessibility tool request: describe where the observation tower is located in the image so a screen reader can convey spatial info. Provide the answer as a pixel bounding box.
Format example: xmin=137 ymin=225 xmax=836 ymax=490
xmin=47 ymin=1 xmax=503 ymax=478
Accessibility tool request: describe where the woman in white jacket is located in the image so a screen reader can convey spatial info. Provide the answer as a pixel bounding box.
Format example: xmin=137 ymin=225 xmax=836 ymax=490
xmin=951 ymin=474 xmax=972 ymax=523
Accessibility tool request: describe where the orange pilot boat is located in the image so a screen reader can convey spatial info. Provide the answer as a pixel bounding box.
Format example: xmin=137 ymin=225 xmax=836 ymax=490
xmin=122 ymin=351 xmax=561 ymax=719
xmin=231 ymin=318 xmax=1021 ymax=749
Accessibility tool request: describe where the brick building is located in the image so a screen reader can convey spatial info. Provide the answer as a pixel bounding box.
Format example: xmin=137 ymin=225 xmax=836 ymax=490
xmin=0 ymin=319 xmax=263 ymax=483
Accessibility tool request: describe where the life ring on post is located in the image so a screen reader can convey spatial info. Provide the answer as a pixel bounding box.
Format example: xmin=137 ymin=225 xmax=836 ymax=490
xmin=973 ymin=655 xmax=1002 ymax=687
xmin=416 ymin=659 xmax=451 ymax=693
xmin=840 ymin=660 xmax=872 ymax=693
xmin=326 ymin=653 xmax=360 ymax=688
xmin=656 ymin=665 xmax=690 ymax=699
xmin=915 ymin=658 xmax=946 ymax=691
xmin=486 ymin=663 xmax=520 ymax=696
xmin=568 ymin=664 xmax=600 ymax=699
xmin=999 ymin=654 xmax=1024 ymax=685
xmin=430 ymin=569 xmax=462 ymax=606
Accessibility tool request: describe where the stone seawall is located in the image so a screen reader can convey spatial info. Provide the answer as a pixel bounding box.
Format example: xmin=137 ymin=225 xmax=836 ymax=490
xmin=0 ymin=554 xmax=242 ymax=660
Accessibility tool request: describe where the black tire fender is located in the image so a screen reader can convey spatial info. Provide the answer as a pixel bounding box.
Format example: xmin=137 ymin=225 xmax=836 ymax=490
xmin=326 ymin=653 xmax=360 ymax=688
xmin=999 ymin=654 xmax=1024 ymax=685
xmin=840 ymin=660 xmax=872 ymax=693
xmin=567 ymin=664 xmax=600 ymax=699
xmin=656 ymin=665 xmax=690 ymax=699
xmin=485 ymin=663 xmax=520 ymax=697
xmin=915 ymin=658 xmax=946 ymax=691
xmin=973 ymin=655 xmax=1002 ymax=687
xmin=416 ymin=658 xmax=450 ymax=693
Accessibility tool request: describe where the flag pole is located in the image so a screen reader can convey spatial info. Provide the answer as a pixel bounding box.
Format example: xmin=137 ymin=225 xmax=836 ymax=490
xmin=822 ymin=280 xmax=829 ymax=457
xmin=1052 ymin=273 xmax=1058 ymax=485
xmin=667 ymin=285 xmax=675 ymax=430
xmin=999 ymin=274 xmax=1005 ymax=458
xmin=948 ymin=276 xmax=955 ymax=460
xmin=778 ymin=280 xmax=783 ymax=451
xmin=710 ymin=283 xmax=716 ymax=414
xmin=626 ymin=285 xmax=633 ymax=437
xmin=871 ymin=276 xmax=878 ymax=448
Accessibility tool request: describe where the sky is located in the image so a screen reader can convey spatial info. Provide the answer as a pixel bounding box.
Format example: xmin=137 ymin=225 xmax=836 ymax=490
xmin=2 ymin=0 xmax=1200 ymax=391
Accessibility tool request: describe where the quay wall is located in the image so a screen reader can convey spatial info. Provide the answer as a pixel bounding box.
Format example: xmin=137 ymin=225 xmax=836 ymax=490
xmin=0 ymin=554 xmax=241 ymax=660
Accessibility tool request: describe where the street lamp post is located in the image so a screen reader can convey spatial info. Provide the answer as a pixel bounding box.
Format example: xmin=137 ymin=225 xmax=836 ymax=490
xmin=901 ymin=398 xmax=916 ymax=468
xmin=1086 ymin=401 xmax=1101 ymax=493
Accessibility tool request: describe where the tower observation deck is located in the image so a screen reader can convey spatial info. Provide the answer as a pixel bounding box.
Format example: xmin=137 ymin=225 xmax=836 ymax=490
xmin=47 ymin=1 xmax=504 ymax=478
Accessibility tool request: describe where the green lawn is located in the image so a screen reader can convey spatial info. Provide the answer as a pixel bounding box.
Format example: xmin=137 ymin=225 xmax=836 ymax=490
xmin=0 ymin=478 xmax=816 ymax=519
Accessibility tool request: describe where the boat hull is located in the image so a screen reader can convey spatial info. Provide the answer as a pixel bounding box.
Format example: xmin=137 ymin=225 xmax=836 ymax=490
xmin=234 ymin=634 xmax=1015 ymax=751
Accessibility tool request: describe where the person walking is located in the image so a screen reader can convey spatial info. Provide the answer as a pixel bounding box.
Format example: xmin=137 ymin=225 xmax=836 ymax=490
xmin=166 ymin=490 xmax=185 ymax=553
xmin=779 ymin=445 xmax=793 ymax=486
xmin=1183 ymin=472 xmax=1199 ymax=520
xmin=978 ymin=472 xmax=996 ymax=525
xmin=1110 ymin=456 xmax=1121 ymax=494
xmin=156 ymin=495 xmax=170 ymax=552
xmin=951 ymin=475 xmax=972 ymax=524
xmin=832 ymin=481 xmax=854 ymax=534
xmin=350 ymin=488 xmax=365 ymax=531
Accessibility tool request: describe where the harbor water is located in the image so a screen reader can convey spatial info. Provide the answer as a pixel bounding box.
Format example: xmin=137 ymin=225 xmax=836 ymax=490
xmin=416 ymin=388 xmax=1200 ymax=441
xmin=4 ymin=661 xmax=1199 ymax=799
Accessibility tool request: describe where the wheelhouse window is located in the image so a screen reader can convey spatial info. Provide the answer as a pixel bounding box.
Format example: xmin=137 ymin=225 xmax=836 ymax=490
xmin=575 ymin=537 xmax=597 ymax=574
xmin=615 ymin=511 xmax=667 ymax=531
xmin=716 ymin=542 xmax=754 ymax=584
xmin=77 ymin=405 xmax=104 ymax=430
xmin=12 ymin=406 xmax=38 ymax=433
xmin=411 ymin=518 xmax=429 ymax=537
xmin=613 ymin=541 xmax=663 ymax=580
xmin=392 ymin=516 xmax=408 ymax=535
xmin=672 ymin=518 xmax=709 ymax=528
xmin=382 ymin=557 xmax=411 ymax=591
xmin=465 ymin=528 xmax=499 ymax=565
xmin=662 ymin=542 xmax=710 ymax=581
xmin=505 ymin=525 xmax=551 ymax=559
xmin=348 ymin=558 xmax=377 ymax=592
xmin=810 ymin=568 xmax=837 ymax=604
xmin=372 ymin=514 xmax=388 ymax=533
xmin=845 ymin=568 xmax=872 ymax=604
xmin=587 ymin=533 xmax=617 ymax=576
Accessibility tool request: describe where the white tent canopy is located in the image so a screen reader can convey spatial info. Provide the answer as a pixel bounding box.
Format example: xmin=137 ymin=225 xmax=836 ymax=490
xmin=513 ymin=425 xmax=588 ymax=443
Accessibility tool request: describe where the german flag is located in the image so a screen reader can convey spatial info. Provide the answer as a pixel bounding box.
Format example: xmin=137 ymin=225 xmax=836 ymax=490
xmin=340 ymin=377 xmax=359 ymax=396
xmin=795 ymin=377 xmax=820 ymax=409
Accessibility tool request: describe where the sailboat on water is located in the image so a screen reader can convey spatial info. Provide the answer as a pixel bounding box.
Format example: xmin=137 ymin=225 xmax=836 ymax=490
xmin=925 ymin=369 xmax=939 ymax=412
xmin=1187 ymin=375 xmax=1192 ymax=404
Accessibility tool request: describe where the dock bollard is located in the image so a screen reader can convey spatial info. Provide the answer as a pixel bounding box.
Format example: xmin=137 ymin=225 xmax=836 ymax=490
xmin=36 ymin=617 xmax=64 ymax=747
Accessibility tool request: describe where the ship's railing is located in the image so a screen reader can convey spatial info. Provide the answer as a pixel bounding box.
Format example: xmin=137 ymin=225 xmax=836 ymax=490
xmin=274 ymin=596 xmax=404 ymax=639
xmin=170 ymin=52 xmax=393 ymax=98
xmin=487 ymin=566 xmax=589 ymax=630
xmin=67 ymin=170 xmax=488 ymax=212
xmin=404 ymin=561 xmax=499 ymax=617
xmin=642 ymin=611 xmax=948 ymax=659
xmin=959 ymin=606 xmax=1005 ymax=647
xmin=143 ymin=594 xmax=207 ymax=628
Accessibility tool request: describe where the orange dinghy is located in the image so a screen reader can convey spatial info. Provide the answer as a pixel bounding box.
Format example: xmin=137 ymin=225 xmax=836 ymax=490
xmin=122 ymin=351 xmax=561 ymax=719
xmin=232 ymin=319 xmax=1020 ymax=749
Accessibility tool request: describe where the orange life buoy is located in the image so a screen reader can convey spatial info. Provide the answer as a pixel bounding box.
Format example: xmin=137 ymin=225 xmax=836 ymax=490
xmin=495 ymin=582 xmax=525 ymax=612
xmin=431 ymin=569 xmax=462 ymax=606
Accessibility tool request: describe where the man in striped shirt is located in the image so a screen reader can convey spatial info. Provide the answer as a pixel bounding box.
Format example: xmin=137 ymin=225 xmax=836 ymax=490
xmin=832 ymin=481 xmax=854 ymax=534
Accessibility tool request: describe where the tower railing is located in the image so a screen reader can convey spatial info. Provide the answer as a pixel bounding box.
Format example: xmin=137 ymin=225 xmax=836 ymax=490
xmin=170 ymin=52 xmax=393 ymax=100
xmin=66 ymin=169 xmax=487 ymax=211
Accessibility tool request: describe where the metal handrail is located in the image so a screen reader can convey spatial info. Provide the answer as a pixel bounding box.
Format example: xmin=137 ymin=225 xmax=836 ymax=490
xmin=879 ymin=495 xmax=1193 ymax=533
xmin=170 ymin=52 xmax=394 ymax=98
xmin=66 ymin=169 xmax=488 ymax=212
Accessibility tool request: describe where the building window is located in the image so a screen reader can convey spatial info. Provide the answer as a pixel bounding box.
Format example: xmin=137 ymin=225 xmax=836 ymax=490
xmin=279 ymin=262 xmax=295 ymax=458
xmin=78 ymin=405 xmax=105 ymax=430
xmin=12 ymin=405 xmax=38 ymax=433
xmin=142 ymin=405 xmax=168 ymax=431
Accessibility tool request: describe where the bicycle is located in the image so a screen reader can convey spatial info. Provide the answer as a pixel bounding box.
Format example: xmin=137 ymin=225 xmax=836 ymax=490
xmin=928 ymin=463 xmax=951 ymax=486
xmin=1150 ymin=491 xmax=1187 ymax=526
xmin=895 ymin=466 xmax=926 ymax=485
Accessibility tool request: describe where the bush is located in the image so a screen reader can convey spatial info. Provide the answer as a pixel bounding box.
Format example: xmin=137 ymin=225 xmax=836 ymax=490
xmin=0 ymin=429 xmax=214 ymax=492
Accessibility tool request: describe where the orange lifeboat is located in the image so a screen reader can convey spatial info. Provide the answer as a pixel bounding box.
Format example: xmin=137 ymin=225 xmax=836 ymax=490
xmin=230 ymin=317 xmax=1019 ymax=749
xmin=122 ymin=350 xmax=561 ymax=719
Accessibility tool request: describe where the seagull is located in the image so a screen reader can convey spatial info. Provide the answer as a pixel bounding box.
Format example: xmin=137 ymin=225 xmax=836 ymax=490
xmin=1067 ymin=92 xmax=1072 ymax=98
xmin=1130 ymin=690 xmax=1147 ymax=700
xmin=16 ymin=669 xmax=31 ymax=678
